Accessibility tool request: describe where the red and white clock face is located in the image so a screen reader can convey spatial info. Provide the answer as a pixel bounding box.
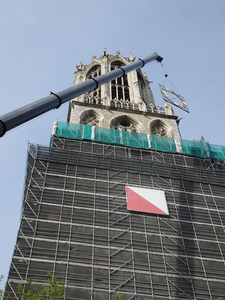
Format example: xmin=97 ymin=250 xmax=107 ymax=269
xmin=126 ymin=186 xmax=169 ymax=215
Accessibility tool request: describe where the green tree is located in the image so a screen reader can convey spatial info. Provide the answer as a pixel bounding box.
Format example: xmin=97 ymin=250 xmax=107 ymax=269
xmin=114 ymin=294 xmax=123 ymax=300
xmin=0 ymin=275 xmax=3 ymax=300
xmin=1 ymin=273 xmax=65 ymax=300
xmin=1 ymin=274 xmax=121 ymax=300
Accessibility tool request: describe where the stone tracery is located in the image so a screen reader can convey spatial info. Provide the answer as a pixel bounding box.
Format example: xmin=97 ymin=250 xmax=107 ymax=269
xmin=110 ymin=61 xmax=130 ymax=101
xmin=150 ymin=119 xmax=172 ymax=137
xmin=110 ymin=115 xmax=141 ymax=133
xmin=80 ymin=109 xmax=102 ymax=127
xmin=86 ymin=65 xmax=101 ymax=99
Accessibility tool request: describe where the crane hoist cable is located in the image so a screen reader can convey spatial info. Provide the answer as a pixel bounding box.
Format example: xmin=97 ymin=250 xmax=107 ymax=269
xmin=160 ymin=62 xmax=179 ymax=94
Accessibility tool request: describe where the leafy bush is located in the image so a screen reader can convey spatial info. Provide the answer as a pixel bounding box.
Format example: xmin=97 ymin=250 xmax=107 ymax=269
xmin=1 ymin=273 xmax=65 ymax=300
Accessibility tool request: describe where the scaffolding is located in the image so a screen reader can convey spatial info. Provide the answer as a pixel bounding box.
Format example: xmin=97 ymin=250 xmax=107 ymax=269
xmin=53 ymin=121 xmax=225 ymax=162
xmin=5 ymin=138 xmax=225 ymax=300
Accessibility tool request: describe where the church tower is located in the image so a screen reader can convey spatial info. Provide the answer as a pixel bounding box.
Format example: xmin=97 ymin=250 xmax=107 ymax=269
xmin=67 ymin=49 xmax=180 ymax=140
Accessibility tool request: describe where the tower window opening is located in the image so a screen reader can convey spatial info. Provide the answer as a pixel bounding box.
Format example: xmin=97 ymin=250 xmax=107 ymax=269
xmin=87 ymin=65 xmax=101 ymax=78
xmin=111 ymin=115 xmax=140 ymax=133
xmin=81 ymin=110 xmax=101 ymax=127
xmin=125 ymin=88 xmax=129 ymax=100
xmin=110 ymin=61 xmax=130 ymax=101
xmin=112 ymin=86 xmax=116 ymax=99
xmin=138 ymin=72 xmax=145 ymax=101
xmin=118 ymin=87 xmax=123 ymax=99
xmin=150 ymin=119 xmax=172 ymax=137
xmin=117 ymin=77 xmax=122 ymax=85
xmin=86 ymin=65 xmax=101 ymax=100
xmin=120 ymin=119 xmax=130 ymax=127
xmin=123 ymin=75 xmax=128 ymax=86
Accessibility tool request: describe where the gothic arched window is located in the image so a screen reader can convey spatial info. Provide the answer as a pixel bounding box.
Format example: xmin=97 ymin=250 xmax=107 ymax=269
xmin=110 ymin=61 xmax=130 ymax=101
xmin=110 ymin=115 xmax=140 ymax=132
xmin=150 ymin=119 xmax=172 ymax=137
xmin=138 ymin=72 xmax=145 ymax=100
xmin=86 ymin=65 xmax=101 ymax=99
xmin=80 ymin=109 xmax=101 ymax=127
xmin=87 ymin=65 xmax=101 ymax=79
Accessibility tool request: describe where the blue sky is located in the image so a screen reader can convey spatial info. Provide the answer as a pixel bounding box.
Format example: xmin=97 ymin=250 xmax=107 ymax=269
xmin=0 ymin=0 xmax=225 ymax=288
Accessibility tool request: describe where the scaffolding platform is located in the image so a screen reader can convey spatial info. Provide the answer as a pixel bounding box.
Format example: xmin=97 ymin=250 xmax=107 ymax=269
xmin=52 ymin=121 xmax=225 ymax=162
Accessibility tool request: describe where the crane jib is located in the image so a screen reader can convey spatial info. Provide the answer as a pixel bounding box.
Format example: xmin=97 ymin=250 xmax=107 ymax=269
xmin=0 ymin=53 xmax=163 ymax=137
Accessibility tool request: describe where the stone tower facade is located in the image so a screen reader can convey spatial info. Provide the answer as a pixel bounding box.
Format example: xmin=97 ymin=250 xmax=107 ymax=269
xmin=67 ymin=49 xmax=180 ymax=140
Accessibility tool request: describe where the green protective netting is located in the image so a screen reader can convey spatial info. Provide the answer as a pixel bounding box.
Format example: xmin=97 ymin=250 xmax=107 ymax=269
xmin=94 ymin=127 xmax=121 ymax=144
xmin=207 ymin=143 xmax=225 ymax=160
xmin=83 ymin=125 xmax=92 ymax=140
xmin=180 ymin=139 xmax=208 ymax=158
xmin=150 ymin=135 xmax=177 ymax=153
xmin=122 ymin=131 xmax=149 ymax=149
xmin=56 ymin=122 xmax=84 ymax=139
xmin=49 ymin=135 xmax=53 ymax=147
xmin=53 ymin=122 xmax=225 ymax=161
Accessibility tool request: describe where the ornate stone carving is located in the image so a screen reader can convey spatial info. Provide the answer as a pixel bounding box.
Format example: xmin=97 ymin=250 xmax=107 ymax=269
xmin=82 ymin=115 xmax=99 ymax=126
xmin=110 ymin=115 xmax=141 ymax=133
xmin=150 ymin=119 xmax=171 ymax=137
xmin=81 ymin=110 xmax=101 ymax=126
xmin=151 ymin=124 xmax=168 ymax=137
xmin=80 ymin=96 xmax=173 ymax=115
